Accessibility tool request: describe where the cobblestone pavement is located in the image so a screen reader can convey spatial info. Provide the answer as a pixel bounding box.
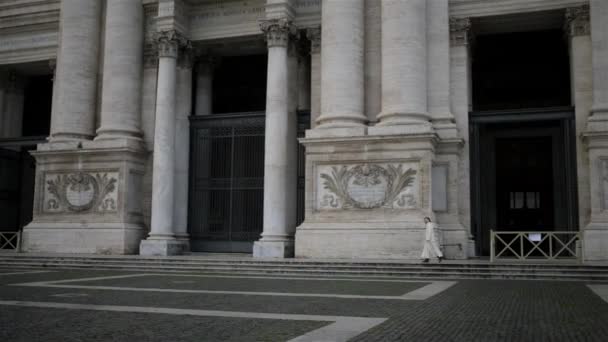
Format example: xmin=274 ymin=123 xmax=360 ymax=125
xmin=0 ymin=268 xmax=607 ymax=341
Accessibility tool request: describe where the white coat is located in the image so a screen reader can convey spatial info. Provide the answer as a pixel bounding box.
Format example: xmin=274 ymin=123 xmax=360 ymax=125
xmin=421 ymin=221 xmax=443 ymax=259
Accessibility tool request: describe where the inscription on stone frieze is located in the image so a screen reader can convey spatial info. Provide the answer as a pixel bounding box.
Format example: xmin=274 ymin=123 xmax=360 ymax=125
xmin=317 ymin=163 xmax=419 ymax=210
xmin=0 ymin=32 xmax=57 ymax=52
xmin=190 ymin=0 xmax=265 ymax=25
xmin=43 ymin=171 xmax=119 ymax=214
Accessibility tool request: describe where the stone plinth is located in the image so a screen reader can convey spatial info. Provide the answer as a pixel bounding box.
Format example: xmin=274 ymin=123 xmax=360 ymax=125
xmin=139 ymin=239 xmax=189 ymax=256
xmin=22 ymin=139 xmax=148 ymax=254
xmin=296 ymin=133 xmax=470 ymax=259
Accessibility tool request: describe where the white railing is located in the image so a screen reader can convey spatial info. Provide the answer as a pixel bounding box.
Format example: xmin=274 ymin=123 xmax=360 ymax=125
xmin=490 ymin=230 xmax=582 ymax=262
xmin=0 ymin=231 xmax=21 ymax=251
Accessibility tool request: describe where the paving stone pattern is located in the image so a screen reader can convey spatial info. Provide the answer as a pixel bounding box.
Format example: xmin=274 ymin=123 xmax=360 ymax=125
xmin=0 ymin=269 xmax=607 ymax=341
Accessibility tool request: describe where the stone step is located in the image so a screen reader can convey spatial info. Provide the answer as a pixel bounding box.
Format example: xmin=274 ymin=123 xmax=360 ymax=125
xmin=0 ymin=255 xmax=602 ymax=270
xmin=1 ymin=261 xmax=607 ymax=281
xmin=1 ymin=258 xmax=606 ymax=274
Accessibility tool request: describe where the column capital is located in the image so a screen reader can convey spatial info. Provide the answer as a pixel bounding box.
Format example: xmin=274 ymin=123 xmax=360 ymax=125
xmin=450 ymin=17 xmax=472 ymax=46
xmin=306 ymin=26 xmax=321 ymax=54
xmin=156 ymin=30 xmax=188 ymax=58
xmin=260 ymin=18 xmax=296 ymax=48
xmin=565 ymin=4 xmax=590 ymax=37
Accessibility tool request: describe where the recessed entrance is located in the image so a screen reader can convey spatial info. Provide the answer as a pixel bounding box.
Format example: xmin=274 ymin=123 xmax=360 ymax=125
xmin=470 ymin=22 xmax=577 ymax=256
xmin=0 ymin=66 xmax=52 ymax=234
xmin=470 ymin=113 xmax=578 ymax=256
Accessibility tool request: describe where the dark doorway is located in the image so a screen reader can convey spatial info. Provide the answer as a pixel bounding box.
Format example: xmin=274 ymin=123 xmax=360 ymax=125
xmin=188 ymin=112 xmax=309 ymax=253
xmin=0 ymin=147 xmax=36 ymax=232
xmin=210 ymin=55 xmax=267 ymax=114
xmin=470 ymin=110 xmax=578 ymax=256
xmin=472 ymin=30 xmax=571 ymax=111
xmin=0 ymin=71 xmax=52 ymax=233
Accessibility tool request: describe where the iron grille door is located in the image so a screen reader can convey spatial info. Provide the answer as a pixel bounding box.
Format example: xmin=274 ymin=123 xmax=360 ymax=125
xmin=0 ymin=148 xmax=21 ymax=232
xmin=189 ymin=113 xmax=265 ymax=252
xmin=189 ymin=112 xmax=310 ymax=253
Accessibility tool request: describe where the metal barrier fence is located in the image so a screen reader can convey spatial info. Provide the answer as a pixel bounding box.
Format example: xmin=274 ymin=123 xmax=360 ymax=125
xmin=0 ymin=232 xmax=21 ymax=252
xmin=490 ymin=230 xmax=582 ymax=262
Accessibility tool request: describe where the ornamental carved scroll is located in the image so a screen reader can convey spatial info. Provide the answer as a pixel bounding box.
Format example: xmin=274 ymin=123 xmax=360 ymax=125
xmin=319 ymin=164 xmax=418 ymax=210
xmin=44 ymin=172 xmax=118 ymax=213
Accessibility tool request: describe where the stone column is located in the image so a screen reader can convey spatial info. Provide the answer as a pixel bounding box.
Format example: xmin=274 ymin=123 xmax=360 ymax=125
xmin=253 ymin=19 xmax=297 ymax=258
xmin=582 ymin=1 xmax=608 ymax=260
xmin=450 ymin=17 xmax=475 ymax=257
xmin=48 ymin=59 xmax=58 ymax=138
xmin=314 ymin=0 xmax=366 ymax=132
xmin=566 ymin=6 xmax=592 ymax=232
xmin=297 ymin=43 xmax=311 ymax=112
xmin=2 ymin=71 xmax=24 ymax=138
xmin=428 ymin=0 xmax=458 ymax=139
xmin=588 ymin=0 xmax=608 ymax=131
xmin=140 ymin=31 xmax=188 ymax=256
xmin=307 ymin=27 xmax=321 ymax=128
xmin=50 ymin=0 xmax=101 ymax=141
xmin=195 ymin=56 xmax=213 ymax=116
xmin=373 ymin=0 xmax=430 ymax=133
xmin=96 ymin=0 xmax=144 ymax=140
xmin=173 ymin=46 xmax=193 ymax=243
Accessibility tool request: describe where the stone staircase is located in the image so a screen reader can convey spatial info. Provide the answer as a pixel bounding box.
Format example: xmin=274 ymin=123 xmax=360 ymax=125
xmin=0 ymin=254 xmax=607 ymax=281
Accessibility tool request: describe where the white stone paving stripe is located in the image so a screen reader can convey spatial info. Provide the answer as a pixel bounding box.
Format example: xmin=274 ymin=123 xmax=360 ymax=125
xmin=12 ymin=273 xmax=457 ymax=300
xmin=139 ymin=273 xmax=433 ymax=283
xmin=400 ymin=281 xmax=457 ymax=300
xmin=0 ymin=270 xmax=53 ymax=276
xmin=50 ymin=293 xmax=90 ymax=298
xmin=588 ymin=284 xmax=608 ymax=303
xmin=0 ymin=300 xmax=386 ymax=342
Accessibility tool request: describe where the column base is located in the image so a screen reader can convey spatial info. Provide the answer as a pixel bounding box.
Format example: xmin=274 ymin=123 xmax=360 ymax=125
xmin=253 ymin=239 xmax=294 ymax=258
xmin=22 ymin=223 xmax=146 ymax=255
xmin=140 ymin=239 xmax=189 ymax=256
xmin=583 ymin=224 xmax=608 ymax=261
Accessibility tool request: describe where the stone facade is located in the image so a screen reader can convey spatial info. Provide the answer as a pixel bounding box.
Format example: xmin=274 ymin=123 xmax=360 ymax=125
xmin=1 ymin=0 xmax=607 ymax=261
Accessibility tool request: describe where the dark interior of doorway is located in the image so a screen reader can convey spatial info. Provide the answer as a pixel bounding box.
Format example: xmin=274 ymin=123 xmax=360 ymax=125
xmin=209 ymin=54 xmax=267 ymax=114
xmin=470 ymin=28 xmax=577 ymax=256
xmin=470 ymin=114 xmax=578 ymax=256
xmin=472 ymin=29 xmax=571 ymax=111
xmin=0 ymin=73 xmax=52 ymax=232
xmin=188 ymin=112 xmax=309 ymax=253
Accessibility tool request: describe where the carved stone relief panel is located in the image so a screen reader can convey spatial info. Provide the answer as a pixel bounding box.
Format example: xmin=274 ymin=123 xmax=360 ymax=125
xmin=316 ymin=162 xmax=419 ymax=210
xmin=43 ymin=171 xmax=119 ymax=214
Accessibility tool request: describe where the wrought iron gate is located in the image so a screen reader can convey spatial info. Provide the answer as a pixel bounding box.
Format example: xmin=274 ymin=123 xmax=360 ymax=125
xmin=188 ymin=111 xmax=308 ymax=252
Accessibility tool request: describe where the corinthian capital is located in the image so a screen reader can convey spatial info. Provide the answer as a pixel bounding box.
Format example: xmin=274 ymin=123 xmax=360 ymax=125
xmin=260 ymin=19 xmax=296 ymax=48
xmin=565 ymin=5 xmax=590 ymax=37
xmin=450 ymin=17 xmax=472 ymax=46
xmin=156 ymin=30 xmax=188 ymax=58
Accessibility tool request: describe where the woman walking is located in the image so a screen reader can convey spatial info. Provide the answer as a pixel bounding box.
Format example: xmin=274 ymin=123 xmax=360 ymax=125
xmin=421 ymin=217 xmax=444 ymax=263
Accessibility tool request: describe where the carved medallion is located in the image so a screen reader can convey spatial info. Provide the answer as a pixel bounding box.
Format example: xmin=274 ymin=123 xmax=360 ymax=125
xmin=318 ymin=163 xmax=418 ymax=210
xmin=44 ymin=172 xmax=119 ymax=213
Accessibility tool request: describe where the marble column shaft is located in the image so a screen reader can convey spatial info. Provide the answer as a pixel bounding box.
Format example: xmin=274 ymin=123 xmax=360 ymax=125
xmin=260 ymin=19 xmax=294 ymax=241
xmin=51 ymin=0 xmax=101 ymax=141
xmin=149 ymin=34 xmax=179 ymax=239
xmin=195 ymin=57 xmax=213 ymax=116
xmin=377 ymin=0 xmax=429 ymax=128
xmin=566 ymin=6 xmax=592 ymax=229
xmin=97 ymin=0 xmax=144 ymax=140
xmin=173 ymin=48 xmax=193 ymax=240
xmin=589 ymin=0 xmax=608 ymax=128
xmin=428 ymin=0 xmax=457 ymax=138
xmin=316 ymin=0 xmax=366 ymax=128
xmin=307 ymin=27 xmax=321 ymax=128
xmin=297 ymin=51 xmax=311 ymax=111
